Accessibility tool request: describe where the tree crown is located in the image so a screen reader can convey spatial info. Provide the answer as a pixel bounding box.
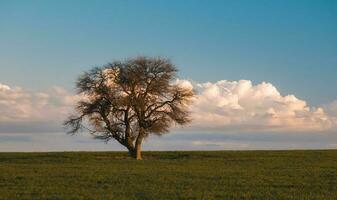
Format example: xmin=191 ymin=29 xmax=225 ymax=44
xmin=65 ymin=57 xmax=194 ymax=145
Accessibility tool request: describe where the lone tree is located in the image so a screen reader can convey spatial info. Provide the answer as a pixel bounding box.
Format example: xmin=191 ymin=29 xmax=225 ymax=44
xmin=64 ymin=57 xmax=194 ymax=160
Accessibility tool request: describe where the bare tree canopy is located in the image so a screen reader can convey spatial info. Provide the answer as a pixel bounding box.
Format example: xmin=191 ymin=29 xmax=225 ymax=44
xmin=64 ymin=57 xmax=195 ymax=159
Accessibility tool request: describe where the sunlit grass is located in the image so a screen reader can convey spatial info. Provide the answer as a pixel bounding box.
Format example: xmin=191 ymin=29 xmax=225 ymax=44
xmin=0 ymin=150 xmax=336 ymax=199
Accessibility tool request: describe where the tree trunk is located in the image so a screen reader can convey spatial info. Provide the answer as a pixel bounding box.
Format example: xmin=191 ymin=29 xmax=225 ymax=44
xmin=125 ymin=137 xmax=143 ymax=160
xmin=135 ymin=135 xmax=143 ymax=160
xmin=126 ymin=138 xmax=135 ymax=158
xmin=133 ymin=128 xmax=145 ymax=160
xmin=127 ymin=146 xmax=135 ymax=158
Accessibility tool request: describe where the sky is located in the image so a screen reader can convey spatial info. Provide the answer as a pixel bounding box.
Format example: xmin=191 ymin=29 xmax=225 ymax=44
xmin=0 ymin=0 xmax=337 ymax=151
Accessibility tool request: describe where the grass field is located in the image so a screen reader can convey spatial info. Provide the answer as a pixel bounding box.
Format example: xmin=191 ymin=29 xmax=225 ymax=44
xmin=0 ymin=150 xmax=336 ymax=199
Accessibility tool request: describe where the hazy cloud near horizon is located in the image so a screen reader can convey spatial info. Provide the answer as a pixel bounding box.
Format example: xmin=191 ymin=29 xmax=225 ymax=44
xmin=1 ymin=80 xmax=337 ymax=134
xmin=0 ymin=83 xmax=80 ymax=132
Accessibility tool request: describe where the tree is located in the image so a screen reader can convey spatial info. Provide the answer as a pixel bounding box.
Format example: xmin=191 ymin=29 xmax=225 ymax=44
xmin=64 ymin=57 xmax=194 ymax=160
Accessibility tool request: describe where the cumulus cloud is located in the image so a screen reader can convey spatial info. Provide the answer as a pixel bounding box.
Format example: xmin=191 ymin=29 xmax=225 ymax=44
xmin=1 ymin=80 xmax=337 ymax=133
xmin=176 ymin=79 xmax=337 ymax=133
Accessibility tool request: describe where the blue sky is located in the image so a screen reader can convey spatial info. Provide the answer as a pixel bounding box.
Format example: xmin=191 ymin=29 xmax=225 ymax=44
xmin=0 ymin=0 xmax=337 ymax=151
xmin=1 ymin=0 xmax=337 ymax=104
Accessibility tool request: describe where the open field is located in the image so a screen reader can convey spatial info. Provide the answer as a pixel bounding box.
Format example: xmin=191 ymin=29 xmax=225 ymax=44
xmin=0 ymin=150 xmax=336 ymax=199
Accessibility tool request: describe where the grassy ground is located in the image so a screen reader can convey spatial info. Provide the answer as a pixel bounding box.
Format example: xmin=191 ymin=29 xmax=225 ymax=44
xmin=0 ymin=150 xmax=336 ymax=200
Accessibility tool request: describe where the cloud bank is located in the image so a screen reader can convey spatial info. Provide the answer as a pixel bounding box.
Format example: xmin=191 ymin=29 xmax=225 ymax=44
xmin=1 ymin=81 xmax=337 ymax=133
xmin=0 ymin=83 xmax=80 ymax=132
xmin=178 ymin=79 xmax=337 ymax=133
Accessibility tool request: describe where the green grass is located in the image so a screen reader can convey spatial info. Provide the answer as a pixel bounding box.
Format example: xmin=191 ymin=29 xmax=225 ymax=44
xmin=0 ymin=150 xmax=337 ymax=200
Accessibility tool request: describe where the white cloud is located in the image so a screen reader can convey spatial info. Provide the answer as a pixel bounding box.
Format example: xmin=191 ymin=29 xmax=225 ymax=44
xmin=1 ymin=80 xmax=337 ymax=133
xmin=180 ymin=80 xmax=337 ymax=133
xmin=0 ymin=83 xmax=80 ymax=124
